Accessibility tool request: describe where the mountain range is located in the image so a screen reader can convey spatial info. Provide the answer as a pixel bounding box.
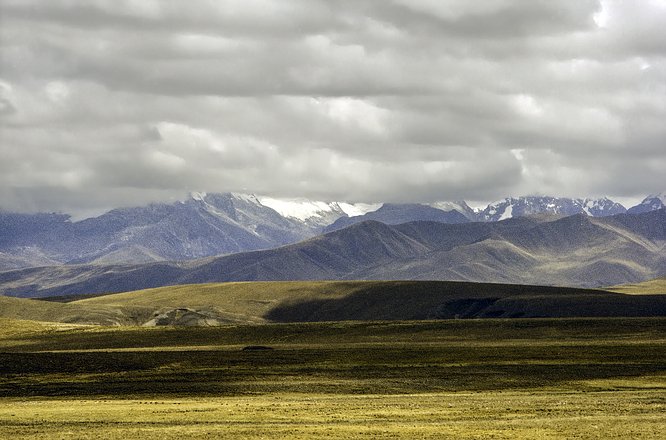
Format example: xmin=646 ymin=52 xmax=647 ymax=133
xmin=1 ymin=208 xmax=663 ymax=298
xmin=0 ymin=192 xmax=663 ymax=272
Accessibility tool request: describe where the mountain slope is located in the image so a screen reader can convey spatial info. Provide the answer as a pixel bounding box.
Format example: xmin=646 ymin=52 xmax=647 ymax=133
xmin=374 ymin=211 xmax=665 ymax=287
xmin=1 ymin=209 xmax=663 ymax=298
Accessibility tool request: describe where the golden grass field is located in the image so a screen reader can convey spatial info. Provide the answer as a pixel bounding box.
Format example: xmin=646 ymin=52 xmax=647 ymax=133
xmin=2 ymin=386 xmax=664 ymax=440
xmin=0 ymin=315 xmax=664 ymax=439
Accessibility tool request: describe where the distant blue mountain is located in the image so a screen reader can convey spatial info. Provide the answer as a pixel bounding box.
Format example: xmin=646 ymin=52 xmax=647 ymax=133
xmin=1 ymin=192 xmax=661 ymax=271
xmin=479 ymin=196 xmax=626 ymax=222
xmin=628 ymin=193 xmax=666 ymax=214
xmin=324 ymin=203 xmax=470 ymax=233
xmin=0 ymin=193 xmax=313 ymax=269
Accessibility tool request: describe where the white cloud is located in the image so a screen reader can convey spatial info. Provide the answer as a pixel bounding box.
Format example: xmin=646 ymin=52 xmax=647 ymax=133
xmin=0 ymin=0 xmax=664 ymax=214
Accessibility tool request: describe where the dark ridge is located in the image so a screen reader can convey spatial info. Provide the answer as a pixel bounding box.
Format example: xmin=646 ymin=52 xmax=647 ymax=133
xmin=241 ymin=346 xmax=274 ymax=351
xmin=35 ymin=291 xmax=122 ymax=303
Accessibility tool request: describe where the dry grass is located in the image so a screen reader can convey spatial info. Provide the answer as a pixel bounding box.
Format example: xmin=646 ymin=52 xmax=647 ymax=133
xmin=0 ymin=317 xmax=85 ymax=338
xmin=609 ymin=277 xmax=666 ymax=295
xmin=1 ymin=317 xmax=664 ymax=438
xmin=1 ymin=385 xmax=664 ymax=439
xmin=74 ymin=281 xmax=373 ymax=324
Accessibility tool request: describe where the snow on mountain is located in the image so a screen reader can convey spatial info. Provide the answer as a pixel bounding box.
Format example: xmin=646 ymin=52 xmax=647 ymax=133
xmin=659 ymin=192 xmax=666 ymax=204
xmin=499 ymin=204 xmax=513 ymax=221
xmin=257 ymin=197 xmax=344 ymax=222
xmin=429 ymin=201 xmax=478 ymax=220
xmin=480 ymin=196 xmax=626 ymax=221
xmin=627 ymin=192 xmax=666 ymax=214
xmin=258 ymin=197 xmax=380 ymax=229
xmin=181 ymin=192 xmax=310 ymax=245
xmin=337 ymin=202 xmax=382 ymax=217
xmin=581 ymin=197 xmax=626 ymax=217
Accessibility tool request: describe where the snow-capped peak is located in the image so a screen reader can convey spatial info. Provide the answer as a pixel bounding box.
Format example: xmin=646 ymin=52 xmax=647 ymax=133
xmin=229 ymin=192 xmax=262 ymax=205
xmin=257 ymin=197 xmax=380 ymax=221
xmin=646 ymin=191 xmax=666 ymax=204
xmin=258 ymin=197 xmax=342 ymax=221
xmin=628 ymin=191 xmax=666 ymax=214
xmin=190 ymin=191 xmax=207 ymax=202
xmin=337 ymin=202 xmax=381 ymax=217
xmin=480 ymin=195 xmax=626 ymax=221
xmin=429 ymin=201 xmax=477 ymax=220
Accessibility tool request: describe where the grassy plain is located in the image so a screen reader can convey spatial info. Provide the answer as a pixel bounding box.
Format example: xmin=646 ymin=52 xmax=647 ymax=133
xmin=0 ymin=317 xmax=664 ymax=438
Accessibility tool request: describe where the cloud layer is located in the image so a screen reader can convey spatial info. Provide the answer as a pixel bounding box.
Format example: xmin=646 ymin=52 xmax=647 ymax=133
xmin=1 ymin=0 xmax=665 ymax=214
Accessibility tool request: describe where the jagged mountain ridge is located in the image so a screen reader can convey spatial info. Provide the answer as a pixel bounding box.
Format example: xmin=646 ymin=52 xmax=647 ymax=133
xmin=257 ymin=197 xmax=379 ymax=229
xmin=0 ymin=193 xmax=314 ymax=269
xmin=480 ymin=196 xmax=627 ymax=222
xmin=1 ymin=192 xmax=663 ymax=270
xmin=1 ymin=209 xmax=663 ymax=298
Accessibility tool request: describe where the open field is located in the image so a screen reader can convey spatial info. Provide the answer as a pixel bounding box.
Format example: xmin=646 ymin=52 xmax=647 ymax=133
xmin=1 ymin=388 xmax=664 ymax=440
xmin=0 ymin=317 xmax=664 ymax=438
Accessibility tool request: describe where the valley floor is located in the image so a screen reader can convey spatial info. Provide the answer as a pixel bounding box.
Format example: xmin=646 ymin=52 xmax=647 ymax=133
xmin=0 ymin=318 xmax=664 ymax=439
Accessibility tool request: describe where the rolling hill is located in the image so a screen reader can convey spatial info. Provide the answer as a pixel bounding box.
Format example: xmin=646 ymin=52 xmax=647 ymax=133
xmin=1 ymin=280 xmax=665 ymax=326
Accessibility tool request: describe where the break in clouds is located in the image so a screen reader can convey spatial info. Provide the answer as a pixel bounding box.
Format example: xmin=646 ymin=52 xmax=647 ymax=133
xmin=1 ymin=0 xmax=665 ymax=215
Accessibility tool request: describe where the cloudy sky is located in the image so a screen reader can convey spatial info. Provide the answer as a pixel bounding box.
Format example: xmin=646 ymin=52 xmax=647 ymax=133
xmin=1 ymin=0 xmax=665 ymax=216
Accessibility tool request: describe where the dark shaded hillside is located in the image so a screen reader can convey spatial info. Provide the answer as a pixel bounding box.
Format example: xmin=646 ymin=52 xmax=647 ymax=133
xmin=182 ymin=221 xmax=433 ymax=283
xmin=264 ymin=281 xmax=666 ymax=322
xmin=0 ymin=210 xmax=664 ymax=298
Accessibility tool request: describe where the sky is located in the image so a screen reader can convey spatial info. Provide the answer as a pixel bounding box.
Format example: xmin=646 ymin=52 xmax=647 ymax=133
xmin=1 ymin=0 xmax=665 ymax=216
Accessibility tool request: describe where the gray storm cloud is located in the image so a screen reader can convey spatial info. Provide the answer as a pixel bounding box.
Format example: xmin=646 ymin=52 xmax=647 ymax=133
xmin=0 ymin=0 xmax=664 ymax=214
